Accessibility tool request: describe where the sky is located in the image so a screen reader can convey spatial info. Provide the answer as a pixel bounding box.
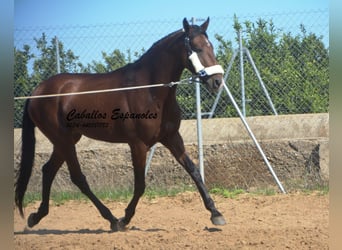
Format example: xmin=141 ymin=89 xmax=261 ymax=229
xmin=14 ymin=0 xmax=329 ymax=72
xmin=15 ymin=0 xmax=328 ymax=27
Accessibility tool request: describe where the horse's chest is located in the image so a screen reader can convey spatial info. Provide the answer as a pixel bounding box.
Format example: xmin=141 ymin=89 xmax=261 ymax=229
xmin=160 ymin=100 xmax=181 ymax=135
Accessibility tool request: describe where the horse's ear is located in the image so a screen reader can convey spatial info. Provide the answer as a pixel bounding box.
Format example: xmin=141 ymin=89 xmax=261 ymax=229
xmin=183 ymin=18 xmax=190 ymax=33
xmin=200 ymin=17 xmax=210 ymax=32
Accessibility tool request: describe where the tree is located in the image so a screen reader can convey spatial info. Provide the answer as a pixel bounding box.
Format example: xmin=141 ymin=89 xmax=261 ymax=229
xmin=14 ymin=34 xmax=84 ymax=127
xmin=14 ymin=45 xmax=34 ymax=128
xmin=85 ymin=49 xmax=128 ymax=73
xmin=84 ymin=48 xmax=146 ymax=73
xmin=14 ymin=45 xmax=34 ymax=95
xmin=31 ymin=33 xmax=83 ymax=84
xmin=213 ymin=17 xmax=329 ymax=116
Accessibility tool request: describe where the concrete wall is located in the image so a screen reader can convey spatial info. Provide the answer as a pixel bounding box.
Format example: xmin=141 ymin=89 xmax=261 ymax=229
xmin=14 ymin=113 xmax=329 ymax=192
xmin=180 ymin=113 xmax=328 ymax=143
xmin=179 ymin=113 xmax=329 ymax=182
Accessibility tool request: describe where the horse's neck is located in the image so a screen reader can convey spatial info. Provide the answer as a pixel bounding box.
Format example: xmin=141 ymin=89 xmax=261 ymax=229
xmin=138 ymin=47 xmax=185 ymax=85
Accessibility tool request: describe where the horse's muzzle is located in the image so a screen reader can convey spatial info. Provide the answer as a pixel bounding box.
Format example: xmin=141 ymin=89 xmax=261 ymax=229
xmin=206 ymin=75 xmax=223 ymax=92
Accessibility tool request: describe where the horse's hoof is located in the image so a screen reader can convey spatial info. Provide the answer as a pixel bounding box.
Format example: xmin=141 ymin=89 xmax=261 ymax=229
xmin=211 ymin=215 xmax=226 ymax=226
xmin=111 ymin=218 xmax=127 ymax=232
xmin=27 ymin=213 xmax=37 ymax=228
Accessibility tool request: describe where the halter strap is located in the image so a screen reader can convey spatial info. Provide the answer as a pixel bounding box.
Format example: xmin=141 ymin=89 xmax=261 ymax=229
xmin=184 ymin=36 xmax=193 ymax=57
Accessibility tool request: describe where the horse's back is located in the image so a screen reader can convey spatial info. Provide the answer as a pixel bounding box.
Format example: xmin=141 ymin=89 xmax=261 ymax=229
xmin=33 ymin=72 xmax=122 ymax=95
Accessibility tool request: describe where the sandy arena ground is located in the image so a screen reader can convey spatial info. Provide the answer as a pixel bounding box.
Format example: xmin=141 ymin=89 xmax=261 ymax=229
xmin=14 ymin=192 xmax=328 ymax=249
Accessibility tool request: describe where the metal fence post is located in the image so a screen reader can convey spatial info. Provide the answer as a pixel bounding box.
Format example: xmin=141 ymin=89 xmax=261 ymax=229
xmin=244 ymin=48 xmax=278 ymax=115
xmin=55 ymin=36 xmax=61 ymax=74
xmin=191 ymin=17 xmax=206 ymax=183
xmin=195 ymin=78 xmax=205 ymax=183
xmin=238 ymin=30 xmax=246 ymax=117
xmin=209 ymin=49 xmax=238 ymax=118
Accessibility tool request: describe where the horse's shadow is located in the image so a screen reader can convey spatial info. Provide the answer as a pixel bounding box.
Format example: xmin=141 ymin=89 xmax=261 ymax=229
xmin=14 ymin=226 xmax=168 ymax=235
xmin=14 ymin=226 xmax=221 ymax=235
xmin=14 ymin=228 xmax=110 ymax=235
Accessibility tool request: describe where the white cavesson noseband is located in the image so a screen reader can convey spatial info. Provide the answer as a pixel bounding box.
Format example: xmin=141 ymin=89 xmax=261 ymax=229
xmin=188 ymin=51 xmax=224 ymax=77
xmin=185 ymin=36 xmax=224 ymax=77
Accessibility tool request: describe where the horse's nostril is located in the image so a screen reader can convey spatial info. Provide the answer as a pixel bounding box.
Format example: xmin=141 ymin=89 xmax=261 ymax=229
xmin=214 ymin=79 xmax=221 ymax=88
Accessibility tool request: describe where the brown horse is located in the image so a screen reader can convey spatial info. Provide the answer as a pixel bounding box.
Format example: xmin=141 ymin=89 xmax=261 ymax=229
xmin=15 ymin=18 xmax=226 ymax=231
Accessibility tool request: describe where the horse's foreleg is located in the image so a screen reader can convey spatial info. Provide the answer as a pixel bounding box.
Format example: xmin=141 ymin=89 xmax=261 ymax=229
xmin=120 ymin=142 xmax=147 ymax=228
xmin=161 ymin=132 xmax=226 ymax=226
xmin=27 ymin=149 xmax=64 ymax=228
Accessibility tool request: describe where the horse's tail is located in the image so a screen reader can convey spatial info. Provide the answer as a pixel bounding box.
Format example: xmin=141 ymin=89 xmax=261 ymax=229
xmin=15 ymin=100 xmax=36 ymax=217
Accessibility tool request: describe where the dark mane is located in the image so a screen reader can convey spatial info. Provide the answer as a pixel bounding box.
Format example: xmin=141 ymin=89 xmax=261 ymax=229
xmin=151 ymin=29 xmax=184 ymax=49
xmin=138 ymin=29 xmax=184 ymax=60
xmin=138 ymin=24 xmax=206 ymax=61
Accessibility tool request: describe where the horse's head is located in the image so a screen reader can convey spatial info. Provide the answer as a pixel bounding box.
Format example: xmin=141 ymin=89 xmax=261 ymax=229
xmin=183 ymin=17 xmax=224 ymax=92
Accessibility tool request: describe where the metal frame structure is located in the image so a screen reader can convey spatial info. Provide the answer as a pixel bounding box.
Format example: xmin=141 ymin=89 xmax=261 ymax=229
xmin=145 ymin=26 xmax=286 ymax=193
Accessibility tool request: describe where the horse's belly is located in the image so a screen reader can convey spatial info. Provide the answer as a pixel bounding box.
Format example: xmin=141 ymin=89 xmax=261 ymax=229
xmin=74 ymin=118 xmax=162 ymax=145
xmin=83 ymin=132 xmax=128 ymax=143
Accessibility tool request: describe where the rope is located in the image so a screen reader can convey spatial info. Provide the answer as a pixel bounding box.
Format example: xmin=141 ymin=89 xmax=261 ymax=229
xmin=14 ymin=78 xmax=194 ymax=100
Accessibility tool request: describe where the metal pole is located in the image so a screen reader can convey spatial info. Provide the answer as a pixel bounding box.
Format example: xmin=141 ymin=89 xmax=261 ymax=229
xmin=195 ymin=79 xmax=205 ymax=182
xmin=55 ymin=36 xmax=61 ymax=74
xmin=145 ymin=144 xmax=157 ymax=176
xmin=145 ymin=77 xmax=205 ymax=181
xmin=244 ymin=48 xmax=278 ymax=115
xmin=209 ymin=49 xmax=239 ymax=118
xmin=238 ymin=30 xmax=246 ymax=117
xmin=190 ymin=17 xmax=205 ymax=182
xmin=222 ymin=82 xmax=286 ymax=193
xmin=208 ymin=86 xmax=223 ymax=119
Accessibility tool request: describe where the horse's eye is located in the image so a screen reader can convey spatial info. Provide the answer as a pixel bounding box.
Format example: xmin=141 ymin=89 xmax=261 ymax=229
xmin=193 ymin=48 xmax=203 ymax=53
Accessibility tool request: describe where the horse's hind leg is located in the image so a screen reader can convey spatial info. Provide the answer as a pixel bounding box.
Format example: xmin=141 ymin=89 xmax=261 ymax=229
xmin=27 ymin=148 xmax=64 ymax=228
xmin=63 ymin=144 xmax=120 ymax=231
xmin=161 ymin=131 xmax=226 ymax=226
xmin=119 ymin=142 xmax=147 ymax=228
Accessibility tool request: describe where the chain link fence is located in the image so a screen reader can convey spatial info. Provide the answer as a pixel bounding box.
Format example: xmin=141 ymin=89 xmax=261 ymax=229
xmin=14 ymin=9 xmax=329 ymax=193
xmin=14 ymin=9 xmax=328 ymax=126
